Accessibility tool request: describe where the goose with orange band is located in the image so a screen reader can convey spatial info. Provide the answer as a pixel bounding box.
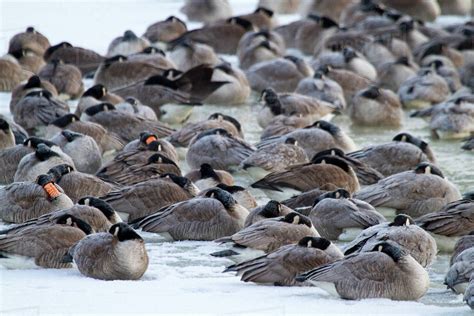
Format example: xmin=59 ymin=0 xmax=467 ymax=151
xmin=0 ymin=174 xmax=74 ymax=224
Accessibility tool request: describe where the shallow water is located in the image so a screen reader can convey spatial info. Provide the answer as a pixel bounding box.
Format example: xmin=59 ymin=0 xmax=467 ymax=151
xmin=0 ymin=0 xmax=473 ymax=314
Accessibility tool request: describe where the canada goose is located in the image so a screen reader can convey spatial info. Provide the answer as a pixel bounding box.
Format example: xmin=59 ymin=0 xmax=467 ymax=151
xmin=169 ymin=112 xmax=243 ymax=147
xmin=1 ymin=198 xmax=120 ymax=235
xmin=465 ymin=276 xmax=474 ymax=309
xmin=429 ymin=101 xmax=474 ymax=140
xmin=46 ymin=114 xmax=124 ymax=154
xmin=44 ymin=42 xmax=105 ymax=76
xmin=0 ymin=214 xmax=90 ymax=269
xmin=462 ymin=136 xmax=474 ymax=151
xmin=0 ymin=118 xmax=15 ymax=150
xmin=8 ymin=27 xmax=50 ymax=56
xmin=380 ymin=0 xmax=440 ymax=22
xmin=257 ymin=88 xmax=339 ymax=128
xmin=251 ymin=155 xmax=360 ymax=201
xmin=75 ymin=84 xmax=124 ymax=117
xmin=314 ymin=47 xmax=377 ymax=82
xmin=224 ymin=236 xmax=343 ymax=286
xmin=9 ymin=75 xmax=58 ymax=111
xmin=47 ymin=164 xmax=115 ymax=203
xmin=0 ymin=174 xmax=74 ymax=223
xmin=99 ymin=174 xmax=197 ymax=222
xmin=377 ymin=56 xmax=419 ymax=92
xmin=246 ymin=56 xmax=314 ymax=93
xmin=107 ymin=30 xmax=150 ymax=57
xmin=460 ymin=62 xmax=474 ymax=91
xmin=9 ymin=48 xmax=46 ymax=73
xmin=0 ymin=115 xmax=28 ymax=145
xmin=103 ymin=138 xmax=176 ymax=171
xmin=93 ymin=55 xmax=165 ymax=90
xmin=0 ymin=56 xmax=33 ymax=92
xmin=184 ymin=163 xmax=234 ymax=190
xmin=398 ymin=69 xmax=450 ymax=109
xmin=309 ymin=189 xmax=386 ymax=240
xmin=111 ymin=66 xmax=226 ymax=117
xmin=439 ymin=0 xmax=471 ymax=15
xmin=81 ymin=103 xmax=175 ymax=142
xmin=258 ymin=0 xmax=300 ymax=14
xmin=294 ymin=15 xmax=340 ymax=55
xmin=425 ymin=60 xmax=462 ymax=93
xmin=349 ymin=86 xmax=403 ymax=126
xmin=133 ymin=188 xmax=248 ymax=240
xmin=186 ymin=128 xmax=254 ymax=171
xmin=238 ymin=39 xmax=282 ymax=70
xmin=96 ymin=151 xmax=181 ymax=187
xmin=312 ymin=148 xmax=384 ymax=185
xmin=354 ymin=163 xmax=461 ymax=218
xmin=295 ymin=71 xmax=346 ymax=110
xmin=143 ymin=16 xmax=187 ymax=44
xmin=257 ymin=120 xmax=357 ymax=160
xmin=171 ymin=17 xmax=255 ymax=55
xmin=314 ymin=29 xmax=372 ymax=57
xmin=211 ymin=212 xmax=319 ymax=263
xmin=359 ymin=38 xmax=399 ymax=70
xmin=205 ymin=62 xmax=251 ymax=105
xmin=77 ymin=196 xmax=122 ymax=224
xmin=66 ymin=222 xmax=148 ymax=280
xmin=416 ymin=194 xmax=474 ymax=237
xmin=244 ymin=200 xmax=294 ymax=227
xmin=282 ymin=187 xmax=335 ymax=212
xmin=204 ymin=183 xmax=257 ymax=210
xmin=414 ymin=41 xmax=464 ymax=69
xmin=303 ymin=0 xmax=354 ymax=23
xmin=445 ymin=247 xmax=474 ymax=294
xmin=452 ymin=232 xmax=474 ymax=265
xmin=0 ymin=137 xmax=55 ymax=184
xmin=242 ymin=137 xmax=309 ymax=181
xmin=12 ymin=89 xmax=70 ymax=135
xmin=50 ymin=130 xmax=102 ymax=174
xmin=38 ymin=59 xmax=84 ymax=100
xmin=169 ymin=41 xmax=220 ymax=72
xmin=115 ymin=97 xmax=158 ymax=121
xmin=260 ymin=115 xmax=312 ymax=140
xmin=236 ymin=7 xmax=276 ymax=30
xmin=180 ymin=0 xmax=232 ymax=24
xmin=237 ymin=30 xmax=285 ymax=60
xmin=317 ymin=64 xmax=372 ymax=103
xmin=127 ymin=47 xmax=177 ymax=70
xmin=122 ymin=131 xmax=178 ymax=163
xmin=296 ymin=241 xmax=430 ymax=300
xmin=348 ymin=132 xmax=436 ymax=177
xmin=14 ymin=143 xmax=75 ymax=183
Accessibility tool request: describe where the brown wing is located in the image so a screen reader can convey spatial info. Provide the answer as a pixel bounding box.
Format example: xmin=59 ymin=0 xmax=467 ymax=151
xmin=252 ymin=163 xmax=352 ymax=192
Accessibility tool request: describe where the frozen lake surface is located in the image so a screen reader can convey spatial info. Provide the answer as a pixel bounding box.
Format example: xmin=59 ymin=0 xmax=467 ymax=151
xmin=0 ymin=0 xmax=473 ymax=315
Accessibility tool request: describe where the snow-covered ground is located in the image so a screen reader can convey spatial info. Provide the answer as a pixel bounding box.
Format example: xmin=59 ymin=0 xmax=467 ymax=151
xmin=0 ymin=0 xmax=473 ymax=315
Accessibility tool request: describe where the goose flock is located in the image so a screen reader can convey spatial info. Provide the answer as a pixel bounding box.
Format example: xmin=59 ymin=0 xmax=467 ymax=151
xmin=0 ymin=0 xmax=474 ymax=311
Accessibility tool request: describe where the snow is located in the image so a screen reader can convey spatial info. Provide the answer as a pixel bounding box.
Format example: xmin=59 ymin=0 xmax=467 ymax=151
xmin=0 ymin=0 xmax=473 ymax=314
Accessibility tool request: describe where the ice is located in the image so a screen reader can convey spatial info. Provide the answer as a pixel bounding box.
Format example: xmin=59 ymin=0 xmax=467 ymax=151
xmin=0 ymin=0 xmax=473 ymax=314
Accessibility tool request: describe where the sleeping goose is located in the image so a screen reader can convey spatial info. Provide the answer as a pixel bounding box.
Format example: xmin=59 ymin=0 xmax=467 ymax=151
xmin=251 ymin=155 xmax=360 ymax=201
xmin=133 ymin=188 xmax=248 ymax=240
xmin=343 ymin=214 xmax=437 ymax=267
xmin=0 ymin=214 xmax=91 ymax=269
xmin=99 ymin=174 xmax=197 ymax=222
xmin=224 ymin=236 xmax=343 ymax=286
xmin=211 ymin=212 xmax=319 ymax=263
xmin=67 ymin=223 xmax=148 ymax=280
xmin=296 ymin=241 xmax=430 ymax=300
xmin=186 ymin=128 xmax=254 ymax=171
xmin=0 ymin=174 xmax=74 ymax=223
xmin=354 ymin=163 xmax=461 ymax=218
